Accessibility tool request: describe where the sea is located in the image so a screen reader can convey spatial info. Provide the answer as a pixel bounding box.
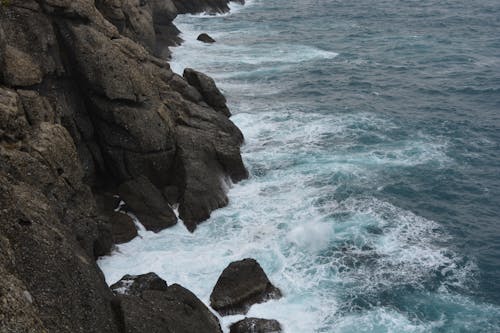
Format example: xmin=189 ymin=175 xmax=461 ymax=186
xmin=98 ymin=1 xmax=500 ymax=331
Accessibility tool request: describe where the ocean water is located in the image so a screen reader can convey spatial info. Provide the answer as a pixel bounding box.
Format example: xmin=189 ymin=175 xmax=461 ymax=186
xmin=98 ymin=1 xmax=500 ymax=332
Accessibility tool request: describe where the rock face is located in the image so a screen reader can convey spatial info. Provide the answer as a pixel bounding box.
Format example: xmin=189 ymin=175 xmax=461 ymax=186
xmin=210 ymin=259 xmax=282 ymax=315
xmin=118 ymin=176 xmax=177 ymax=232
xmin=111 ymin=272 xmax=168 ymax=296
xmin=0 ymin=86 xmax=119 ymax=332
xmin=230 ymin=318 xmax=282 ymax=333
xmin=198 ymin=33 xmax=216 ymax=43
xmin=184 ymin=67 xmax=232 ymax=116
xmin=109 ymin=212 xmax=138 ymax=244
xmin=112 ymin=273 xmax=223 ymax=333
xmin=0 ymin=0 xmax=246 ymax=331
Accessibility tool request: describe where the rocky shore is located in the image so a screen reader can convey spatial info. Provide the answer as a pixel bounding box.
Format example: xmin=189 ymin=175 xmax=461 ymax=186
xmin=0 ymin=0 xmax=284 ymax=332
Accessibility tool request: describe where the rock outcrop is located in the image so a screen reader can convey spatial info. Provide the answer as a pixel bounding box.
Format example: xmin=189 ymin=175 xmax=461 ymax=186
xmin=184 ymin=67 xmax=232 ymax=117
xmin=0 ymin=0 xmax=247 ymax=331
xmin=198 ymin=32 xmax=216 ymax=43
xmin=111 ymin=272 xmax=169 ymax=296
xmin=230 ymin=318 xmax=283 ymax=333
xmin=173 ymin=0 xmax=245 ymax=15
xmin=0 ymin=86 xmax=119 ymax=332
xmin=210 ymin=259 xmax=282 ymax=315
xmin=112 ymin=273 xmax=223 ymax=333
xmin=118 ymin=176 xmax=177 ymax=232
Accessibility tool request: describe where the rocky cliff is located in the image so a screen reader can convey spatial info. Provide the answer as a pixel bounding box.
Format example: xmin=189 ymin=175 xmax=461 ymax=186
xmin=0 ymin=0 xmax=246 ymax=331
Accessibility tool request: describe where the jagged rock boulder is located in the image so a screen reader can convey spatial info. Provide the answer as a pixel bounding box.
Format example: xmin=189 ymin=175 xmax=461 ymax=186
xmin=230 ymin=318 xmax=282 ymax=333
xmin=112 ymin=273 xmax=223 ymax=333
xmin=184 ymin=68 xmax=231 ymax=116
xmin=111 ymin=272 xmax=168 ymax=296
xmin=109 ymin=211 xmax=138 ymax=243
xmin=95 ymin=0 xmax=181 ymax=57
xmin=118 ymin=176 xmax=177 ymax=232
xmin=210 ymin=259 xmax=282 ymax=315
xmin=198 ymin=33 xmax=216 ymax=43
xmin=173 ymin=0 xmax=244 ymax=15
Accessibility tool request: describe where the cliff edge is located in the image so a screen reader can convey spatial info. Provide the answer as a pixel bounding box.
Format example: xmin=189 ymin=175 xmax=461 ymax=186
xmin=0 ymin=0 xmax=246 ymax=331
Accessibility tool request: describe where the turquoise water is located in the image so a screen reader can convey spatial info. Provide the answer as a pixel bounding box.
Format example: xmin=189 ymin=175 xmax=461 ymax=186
xmin=99 ymin=1 xmax=500 ymax=331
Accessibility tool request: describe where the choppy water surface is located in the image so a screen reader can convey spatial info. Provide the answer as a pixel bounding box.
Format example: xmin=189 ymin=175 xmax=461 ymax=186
xmin=99 ymin=1 xmax=500 ymax=331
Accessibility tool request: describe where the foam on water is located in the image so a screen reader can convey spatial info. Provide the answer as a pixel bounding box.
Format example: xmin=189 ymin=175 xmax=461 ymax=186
xmin=99 ymin=1 xmax=500 ymax=332
xmin=99 ymin=104 xmax=489 ymax=331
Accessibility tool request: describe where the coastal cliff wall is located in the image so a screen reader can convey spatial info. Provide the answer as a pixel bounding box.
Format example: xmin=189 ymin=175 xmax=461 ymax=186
xmin=0 ymin=0 xmax=245 ymax=331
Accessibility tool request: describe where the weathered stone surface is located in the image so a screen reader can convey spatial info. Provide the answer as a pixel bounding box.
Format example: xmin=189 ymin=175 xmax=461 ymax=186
xmin=111 ymin=272 xmax=168 ymax=296
xmin=210 ymin=259 xmax=282 ymax=315
xmin=112 ymin=273 xmax=223 ymax=333
xmin=0 ymin=88 xmax=119 ymax=332
xmin=184 ymin=67 xmax=231 ymax=116
xmin=198 ymin=33 xmax=216 ymax=43
xmin=0 ymin=0 xmax=247 ymax=330
xmin=230 ymin=318 xmax=282 ymax=333
xmin=118 ymin=176 xmax=177 ymax=232
xmin=0 ymin=87 xmax=29 ymax=142
xmin=2 ymin=46 xmax=43 ymax=86
xmin=110 ymin=211 xmax=138 ymax=243
xmin=0 ymin=235 xmax=46 ymax=333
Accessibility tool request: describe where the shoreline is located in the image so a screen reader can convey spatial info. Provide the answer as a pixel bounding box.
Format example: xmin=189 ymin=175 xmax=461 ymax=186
xmin=0 ymin=0 xmax=262 ymax=332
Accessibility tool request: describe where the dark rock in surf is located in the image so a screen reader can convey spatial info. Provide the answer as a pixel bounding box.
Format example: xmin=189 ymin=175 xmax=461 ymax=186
xmin=112 ymin=273 xmax=223 ymax=333
xmin=197 ymin=33 xmax=216 ymax=43
xmin=183 ymin=68 xmax=231 ymax=116
xmin=111 ymin=272 xmax=168 ymax=296
xmin=210 ymin=258 xmax=282 ymax=315
xmin=109 ymin=212 xmax=138 ymax=244
xmin=230 ymin=318 xmax=282 ymax=333
xmin=118 ymin=176 xmax=177 ymax=232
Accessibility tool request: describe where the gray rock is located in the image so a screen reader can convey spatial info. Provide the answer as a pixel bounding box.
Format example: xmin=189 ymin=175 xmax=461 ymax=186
xmin=230 ymin=318 xmax=282 ymax=333
xmin=117 ymin=283 xmax=223 ymax=333
xmin=118 ymin=176 xmax=177 ymax=232
xmin=183 ymin=68 xmax=231 ymax=116
xmin=111 ymin=272 xmax=168 ymax=296
xmin=198 ymin=33 xmax=216 ymax=43
xmin=210 ymin=259 xmax=282 ymax=315
xmin=109 ymin=211 xmax=138 ymax=244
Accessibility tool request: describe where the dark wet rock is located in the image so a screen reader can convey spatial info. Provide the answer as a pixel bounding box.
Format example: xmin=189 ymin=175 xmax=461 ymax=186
xmin=95 ymin=0 xmax=182 ymax=57
xmin=0 ymin=87 xmax=119 ymax=332
xmin=111 ymin=272 xmax=168 ymax=296
xmin=0 ymin=0 xmax=246 ymax=330
xmin=174 ymin=106 xmax=248 ymax=231
xmin=163 ymin=185 xmax=181 ymax=205
xmin=210 ymin=259 xmax=282 ymax=315
xmin=184 ymin=68 xmax=231 ymax=116
xmin=113 ymin=273 xmax=223 ymax=333
xmin=118 ymin=176 xmax=177 ymax=232
xmin=109 ymin=211 xmax=138 ymax=244
xmin=198 ymin=33 xmax=216 ymax=43
xmin=230 ymin=318 xmax=282 ymax=333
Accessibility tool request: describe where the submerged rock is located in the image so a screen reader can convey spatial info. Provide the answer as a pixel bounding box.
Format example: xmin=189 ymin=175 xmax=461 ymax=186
xmin=210 ymin=258 xmax=282 ymax=315
xmin=112 ymin=273 xmax=223 ymax=333
xmin=197 ymin=33 xmax=216 ymax=43
xmin=230 ymin=318 xmax=282 ymax=333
